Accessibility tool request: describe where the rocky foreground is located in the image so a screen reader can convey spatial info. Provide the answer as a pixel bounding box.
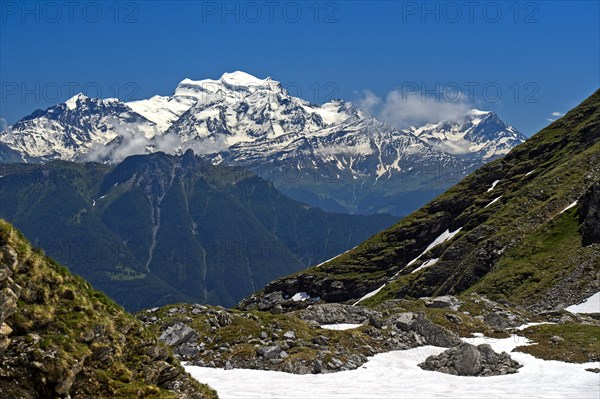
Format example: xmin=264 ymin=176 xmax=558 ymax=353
xmin=138 ymin=293 xmax=599 ymax=377
xmin=0 ymin=220 xmax=216 ymax=399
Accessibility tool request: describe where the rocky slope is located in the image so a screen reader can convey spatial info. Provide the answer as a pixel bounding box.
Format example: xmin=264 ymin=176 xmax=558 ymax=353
xmin=0 ymin=220 xmax=216 ymax=398
xmin=141 ymin=291 xmax=599 ymax=377
xmin=239 ymin=89 xmax=600 ymax=313
xmin=0 ymin=71 xmax=525 ymax=216
xmin=0 ymin=151 xmax=394 ymax=311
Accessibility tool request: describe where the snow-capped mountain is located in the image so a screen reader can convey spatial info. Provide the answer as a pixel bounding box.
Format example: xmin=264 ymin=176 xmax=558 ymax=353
xmin=0 ymin=93 xmax=159 ymax=162
xmin=410 ymin=109 xmax=526 ymax=160
xmin=0 ymin=71 xmax=526 ymax=215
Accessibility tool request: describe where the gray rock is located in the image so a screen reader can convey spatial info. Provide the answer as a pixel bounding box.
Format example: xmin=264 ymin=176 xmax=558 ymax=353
xmin=399 ymin=313 xmax=462 ymax=347
xmin=423 ymin=296 xmax=463 ymax=310
xmin=550 ymin=335 xmax=565 ymax=344
xmin=159 ymin=322 xmax=197 ymax=346
xmin=256 ymin=345 xmax=282 ymax=360
xmin=453 ymin=343 xmax=482 ymax=375
xmin=313 ymin=360 xmax=322 ymax=374
xmin=419 ymin=342 xmax=521 ymax=376
xmin=283 ymin=330 xmax=296 ymax=340
xmin=294 ymin=303 xmax=382 ymax=325
xmin=444 ymin=313 xmax=462 ymax=324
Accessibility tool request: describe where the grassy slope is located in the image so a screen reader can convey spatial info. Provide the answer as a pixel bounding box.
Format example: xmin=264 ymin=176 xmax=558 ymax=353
xmin=260 ymin=89 xmax=600 ymax=309
xmin=0 ymin=220 xmax=216 ymax=399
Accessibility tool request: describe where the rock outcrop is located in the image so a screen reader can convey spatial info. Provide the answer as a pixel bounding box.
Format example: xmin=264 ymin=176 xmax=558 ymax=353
xmin=0 ymin=220 xmax=216 ymax=399
xmin=419 ymin=342 xmax=522 ymax=376
xmin=580 ymin=181 xmax=600 ymax=245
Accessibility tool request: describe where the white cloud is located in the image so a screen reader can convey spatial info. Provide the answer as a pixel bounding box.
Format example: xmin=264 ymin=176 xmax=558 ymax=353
xmin=356 ymin=89 xmax=472 ymax=128
xmin=0 ymin=118 xmax=13 ymax=138
xmin=547 ymin=118 xmax=555 ymax=122
xmin=356 ymin=90 xmax=382 ymax=116
xmin=551 ymin=111 xmax=564 ymax=117
xmin=85 ymin=119 xmax=182 ymax=163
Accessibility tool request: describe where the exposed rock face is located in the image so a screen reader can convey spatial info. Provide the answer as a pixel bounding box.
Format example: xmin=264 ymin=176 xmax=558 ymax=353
xmin=160 ymin=322 xmax=198 ymax=346
xmin=422 ymin=295 xmax=463 ymax=310
xmin=419 ymin=342 xmax=522 ymax=376
xmin=0 ymin=245 xmax=20 ymax=357
xmin=294 ymin=304 xmax=382 ymax=325
xmin=0 ymin=221 xmax=216 ymax=399
xmin=389 ymin=312 xmax=462 ymax=347
xmin=580 ymin=181 xmax=600 ymax=245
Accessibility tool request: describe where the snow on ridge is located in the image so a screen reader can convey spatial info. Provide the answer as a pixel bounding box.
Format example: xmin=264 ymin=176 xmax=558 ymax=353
xmin=353 ymin=284 xmax=386 ymax=306
xmin=487 ymin=180 xmax=500 ymax=192
xmin=411 ymin=258 xmax=438 ymax=274
xmin=423 ymin=227 xmax=462 ymax=254
xmin=65 ymin=93 xmax=88 ymax=110
xmin=485 ymin=196 xmax=502 ymax=208
xmin=560 ymin=200 xmax=578 ymax=214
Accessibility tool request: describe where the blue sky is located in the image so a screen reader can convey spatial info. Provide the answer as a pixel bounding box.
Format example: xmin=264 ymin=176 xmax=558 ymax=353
xmin=1 ymin=0 xmax=598 ymax=135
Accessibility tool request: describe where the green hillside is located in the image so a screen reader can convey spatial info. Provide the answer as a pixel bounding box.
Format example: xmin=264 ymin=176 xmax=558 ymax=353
xmin=241 ymin=89 xmax=600 ymax=312
xmin=0 ymin=151 xmax=395 ymax=311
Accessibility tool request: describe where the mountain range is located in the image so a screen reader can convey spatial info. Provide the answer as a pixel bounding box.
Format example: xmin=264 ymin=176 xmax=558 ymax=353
xmin=0 ymin=71 xmax=526 ymax=216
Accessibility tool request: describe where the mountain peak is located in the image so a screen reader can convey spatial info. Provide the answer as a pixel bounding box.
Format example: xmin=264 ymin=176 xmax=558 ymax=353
xmin=220 ymin=70 xmax=271 ymax=86
xmin=467 ymin=109 xmax=491 ymax=116
xmin=65 ymin=92 xmax=89 ymax=110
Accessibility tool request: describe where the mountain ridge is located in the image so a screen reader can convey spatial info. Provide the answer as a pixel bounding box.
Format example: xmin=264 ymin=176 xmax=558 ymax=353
xmin=0 ymin=151 xmax=395 ymax=311
xmin=0 ymin=71 xmax=526 ymax=216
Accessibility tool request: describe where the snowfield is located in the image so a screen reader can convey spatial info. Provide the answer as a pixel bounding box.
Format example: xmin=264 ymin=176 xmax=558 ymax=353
xmin=186 ymin=328 xmax=600 ymax=399
xmin=566 ymin=291 xmax=600 ymax=314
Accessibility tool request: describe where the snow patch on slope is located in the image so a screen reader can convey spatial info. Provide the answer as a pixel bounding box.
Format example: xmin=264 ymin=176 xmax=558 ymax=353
xmin=566 ymin=292 xmax=600 ymax=314
xmin=185 ymin=327 xmax=600 ymax=399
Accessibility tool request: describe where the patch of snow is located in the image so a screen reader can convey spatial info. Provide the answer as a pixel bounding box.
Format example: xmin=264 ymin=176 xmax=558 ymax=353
xmin=525 ymin=170 xmax=535 ymax=177
xmin=291 ymin=292 xmax=310 ymax=302
xmin=485 ymin=196 xmax=502 ymax=208
xmin=397 ymin=228 xmax=462 ymax=275
xmin=423 ymin=227 xmax=462 ymax=254
xmin=319 ymin=324 xmax=362 ymax=331
xmin=516 ymin=322 xmax=556 ymax=331
xmin=560 ymin=200 xmax=578 ymax=214
xmin=411 ymin=258 xmax=439 ymax=274
xmin=353 ymin=284 xmax=386 ymax=306
xmin=487 ymin=180 xmax=500 ymax=192
xmin=186 ymin=327 xmax=600 ymax=399
xmin=565 ymin=291 xmax=600 ymax=314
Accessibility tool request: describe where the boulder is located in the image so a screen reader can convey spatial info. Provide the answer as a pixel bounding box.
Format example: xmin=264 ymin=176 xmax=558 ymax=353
xmin=256 ymin=345 xmax=282 ymax=360
xmin=158 ymin=322 xmax=197 ymax=346
xmin=423 ymin=295 xmax=463 ymax=310
xmin=391 ymin=312 xmax=462 ymax=347
xmin=419 ymin=342 xmax=522 ymax=376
